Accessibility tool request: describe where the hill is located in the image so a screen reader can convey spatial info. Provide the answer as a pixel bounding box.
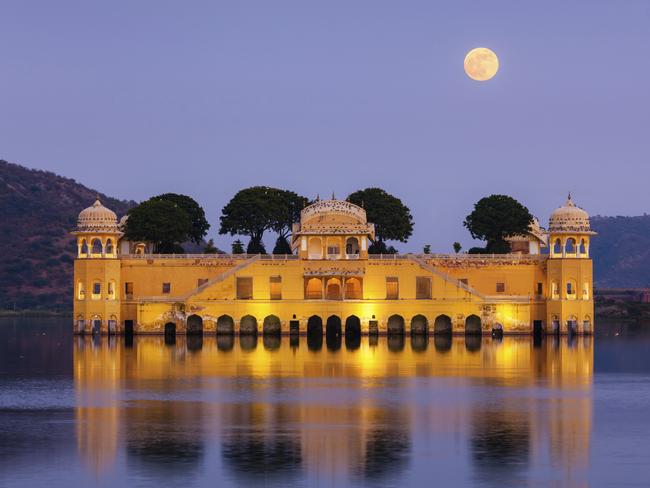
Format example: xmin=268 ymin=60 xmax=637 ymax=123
xmin=0 ymin=160 xmax=135 ymax=310
xmin=591 ymin=215 xmax=650 ymax=288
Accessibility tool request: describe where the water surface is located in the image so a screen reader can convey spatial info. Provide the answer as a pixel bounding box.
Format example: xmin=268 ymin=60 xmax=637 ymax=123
xmin=1 ymin=318 xmax=649 ymax=487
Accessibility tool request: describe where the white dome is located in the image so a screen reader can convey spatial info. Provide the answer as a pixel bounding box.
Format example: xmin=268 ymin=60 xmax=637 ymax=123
xmin=549 ymin=194 xmax=592 ymax=234
xmin=77 ymin=198 xmax=119 ymax=233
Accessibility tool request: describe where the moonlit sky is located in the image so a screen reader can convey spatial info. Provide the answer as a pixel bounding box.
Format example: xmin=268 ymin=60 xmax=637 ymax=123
xmin=2 ymin=1 xmax=649 ymax=252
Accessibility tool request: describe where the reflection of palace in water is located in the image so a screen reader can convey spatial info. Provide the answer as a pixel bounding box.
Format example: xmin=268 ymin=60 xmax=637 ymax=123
xmin=74 ymin=336 xmax=593 ymax=483
xmin=72 ymin=195 xmax=595 ymax=337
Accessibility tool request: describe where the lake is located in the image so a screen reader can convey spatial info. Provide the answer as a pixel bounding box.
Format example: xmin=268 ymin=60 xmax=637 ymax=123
xmin=1 ymin=318 xmax=650 ymax=487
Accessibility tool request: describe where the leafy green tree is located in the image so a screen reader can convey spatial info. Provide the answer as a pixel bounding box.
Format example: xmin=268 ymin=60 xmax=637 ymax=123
xmin=463 ymin=195 xmax=533 ymax=253
xmin=423 ymin=244 xmax=431 ymax=254
xmin=247 ymin=239 xmax=266 ymax=254
xmin=273 ymin=236 xmax=292 ymax=254
xmin=124 ymin=199 xmax=193 ymax=253
xmin=204 ymin=239 xmax=219 ymax=254
xmin=347 ymin=188 xmax=414 ymax=254
xmin=231 ymin=239 xmax=244 ymax=254
xmin=150 ymin=193 xmax=210 ymax=244
xmin=453 ymin=242 xmax=462 ymax=254
xmin=271 ymin=189 xmax=309 ymax=241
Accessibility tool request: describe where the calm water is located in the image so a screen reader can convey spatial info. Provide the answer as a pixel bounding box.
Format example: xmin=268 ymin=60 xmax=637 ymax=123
xmin=1 ymin=319 xmax=650 ymax=487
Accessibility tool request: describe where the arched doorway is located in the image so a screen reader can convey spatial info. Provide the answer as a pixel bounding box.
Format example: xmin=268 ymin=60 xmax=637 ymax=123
xmin=344 ymin=278 xmax=362 ymax=299
xmin=326 ymin=278 xmax=342 ymax=300
xmin=307 ymin=315 xmax=323 ymax=336
xmin=217 ymin=315 xmax=235 ymax=335
xmin=345 ymin=315 xmax=361 ymax=336
xmin=434 ymin=315 xmax=452 ymax=335
xmin=387 ymin=314 xmax=405 ymax=335
xmin=240 ymin=315 xmax=258 ymax=336
xmin=345 ymin=237 xmax=360 ymax=257
xmin=410 ymin=315 xmax=428 ymax=335
xmin=305 ymin=277 xmax=323 ymax=299
xmin=164 ymin=322 xmax=176 ymax=336
xmin=186 ymin=315 xmax=203 ymax=335
xmin=263 ymin=315 xmax=281 ymax=335
xmin=465 ymin=315 xmax=482 ymax=335
xmin=308 ymin=237 xmax=323 ymax=259
xmin=326 ymin=315 xmax=342 ymax=337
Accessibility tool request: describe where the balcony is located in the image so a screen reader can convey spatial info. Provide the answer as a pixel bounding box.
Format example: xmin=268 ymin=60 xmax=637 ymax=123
xmin=346 ymin=253 xmax=360 ymax=260
xmin=327 ymin=253 xmax=341 ymax=260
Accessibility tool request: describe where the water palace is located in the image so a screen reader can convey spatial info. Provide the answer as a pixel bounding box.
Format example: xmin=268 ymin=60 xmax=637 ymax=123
xmin=72 ymin=195 xmax=595 ymax=336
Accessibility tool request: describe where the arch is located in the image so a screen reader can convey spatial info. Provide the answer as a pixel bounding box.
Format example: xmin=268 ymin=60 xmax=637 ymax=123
xmin=307 ymin=315 xmax=323 ymax=336
xmin=345 ymin=237 xmax=360 ymax=256
xmin=239 ymin=315 xmax=258 ymax=335
xmin=216 ymin=315 xmax=235 ymax=335
xmin=91 ymin=314 xmax=101 ymax=335
xmin=164 ymin=322 xmax=176 ymax=336
xmin=582 ymin=282 xmax=590 ymax=300
xmin=566 ymin=279 xmax=577 ymax=300
xmin=77 ymin=281 xmax=85 ymax=300
xmin=579 ymin=238 xmax=587 ymax=255
xmin=326 ymin=315 xmax=342 ymax=337
xmin=307 ymin=331 xmax=323 ymax=351
xmin=326 ymin=331 xmax=342 ymax=351
xmin=108 ymin=315 xmax=118 ymax=335
xmin=344 ymin=277 xmax=362 ymax=299
xmin=387 ymin=314 xmax=405 ymax=335
xmin=465 ymin=315 xmax=482 ymax=335
xmin=308 ymin=237 xmax=323 ymax=259
xmin=186 ymin=314 xmax=203 ymax=335
xmin=583 ymin=314 xmax=592 ymax=335
xmin=410 ymin=314 xmax=428 ymax=335
xmin=345 ymin=330 xmax=361 ymax=350
xmin=107 ymin=280 xmax=116 ymax=300
xmin=91 ymin=238 xmax=103 ymax=255
xmin=76 ymin=314 xmax=85 ymax=334
xmin=551 ymin=281 xmax=559 ymax=300
xmin=565 ymin=238 xmax=576 ymax=254
xmin=434 ymin=335 xmax=452 ymax=352
xmin=325 ymin=278 xmax=342 ymax=300
xmin=305 ymin=277 xmax=323 ymax=299
xmin=326 ymin=237 xmax=341 ymax=258
xmin=433 ymin=314 xmax=452 ymax=335
xmin=80 ymin=239 xmax=89 ymax=257
xmin=553 ymin=238 xmax=562 ymax=255
xmin=105 ymin=238 xmax=114 ymax=255
xmin=91 ymin=280 xmax=102 ymax=300
xmin=567 ymin=315 xmax=578 ymax=335
xmin=345 ymin=315 xmax=361 ymax=337
xmin=263 ymin=315 xmax=281 ymax=336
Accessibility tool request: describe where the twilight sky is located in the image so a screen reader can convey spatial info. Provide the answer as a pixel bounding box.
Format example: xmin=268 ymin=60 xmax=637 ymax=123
xmin=2 ymin=1 xmax=649 ymax=252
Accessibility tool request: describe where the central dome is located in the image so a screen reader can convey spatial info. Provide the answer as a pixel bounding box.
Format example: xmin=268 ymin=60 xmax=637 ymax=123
xmin=549 ymin=194 xmax=593 ymax=234
xmin=77 ymin=198 xmax=120 ymax=232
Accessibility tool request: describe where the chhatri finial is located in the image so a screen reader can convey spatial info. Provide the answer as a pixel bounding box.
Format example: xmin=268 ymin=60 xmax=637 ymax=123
xmin=331 ymin=191 xmax=336 ymax=200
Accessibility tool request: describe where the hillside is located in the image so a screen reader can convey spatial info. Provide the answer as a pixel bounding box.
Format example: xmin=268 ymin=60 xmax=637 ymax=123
xmin=0 ymin=160 xmax=135 ymax=310
xmin=591 ymin=215 xmax=650 ymax=288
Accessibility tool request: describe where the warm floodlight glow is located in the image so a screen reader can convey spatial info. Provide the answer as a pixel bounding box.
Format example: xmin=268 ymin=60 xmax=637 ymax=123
xmin=464 ymin=47 xmax=499 ymax=81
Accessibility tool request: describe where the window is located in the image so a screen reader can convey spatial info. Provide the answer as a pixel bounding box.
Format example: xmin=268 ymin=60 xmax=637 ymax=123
xmin=496 ymin=282 xmax=505 ymax=293
xmin=327 ymin=245 xmax=340 ymax=255
xmin=162 ymin=282 xmax=171 ymax=294
xmin=107 ymin=281 xmax=115 ymax=300
xmin=237 ymin=277 xmax=253 ymax=299
xmin=91 ymin=239 xmax=103 ymax=255
xmin=551 ymin=282 xmax=559 ymax=299
xmin=125 ymin=282 xmax=134 ymax=297
xmin=77 ymin=282 xmax=85 ymax=300
xmin=305 ymin=277 xmax=322 ymax=299
xmin=91 ymin=282 xmax=101 ymax=300
xmin=566 ymin=281 xmax=575 ymax=297
xmin=270 ymin=276 xmax=282 ymax=300
xmin=536 ymin=282 xmax=543 ymax=295
xmin=583 ymin=283 xmax=590 ymax=300
xmin=105 ymin=239 xmax=114 ymax=255
xmin=386 ymin=277 xmax=399 ymax=300
xmin=416 ymin=277 xmax=432 ymax=299
xmin=198 ymin=278 xmax=208 ymax=287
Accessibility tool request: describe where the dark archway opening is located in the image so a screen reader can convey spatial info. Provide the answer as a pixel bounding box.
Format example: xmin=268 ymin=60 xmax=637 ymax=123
xmin=307 ymin=332 xmax=323 ymax=351
xmin=326 ymin=315 xmax=342 ymax=351
xmin=187 ymin=335 xmax=203 ymax=351
xmin=217 ymin=315 xmax=235 ymax=335
xmin=411 ymin=335 xmax=427 ymax=352
xmin=465 ymin=335 xmax=482 ymax=352
xmin=263 ymin=335 xmax=281 ymax=350
xmin=434 ymin=334 xmax=452 ymax=352
xmin=187 ymin=315 xmax=203 ymax=336
xmin=387 ymin=315 xmax=405 ymax=336
xmin=465 ymin=315 xmax=482 ymax=336
xmin=240 ymin=334 xmax=257 ymax=351
xmin=240 ymin=315 xmax=258 ymax=336
xmin=434 ymin=315 xmax=452 ymax=335
xmin=217 ymin=335 xmax=234 ymax=351
xmin=307 ymin=315 xmax=323 ymax=337
xmin=410 ymin=315 xmax=428 ymax=335
xmin=263 ymin=315 xmax=281 ymax=336
xmin=124 ymin=319 xmax=134 ymax=337
xmin=164 ymin=322 xmax=176 ymax=345
xmin=388 ymin=335 xmax=405 ymax=352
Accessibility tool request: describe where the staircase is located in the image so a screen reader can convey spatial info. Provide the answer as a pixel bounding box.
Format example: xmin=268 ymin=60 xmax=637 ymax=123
xmin=407 ymin=254 xmax=485 ymax=299
xmin=182 ymin=254 xmax=261 ymax=300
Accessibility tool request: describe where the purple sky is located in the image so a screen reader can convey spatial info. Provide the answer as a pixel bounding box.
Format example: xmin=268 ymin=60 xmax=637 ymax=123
xmin=2 ymin=1 xmax=649 ymax=252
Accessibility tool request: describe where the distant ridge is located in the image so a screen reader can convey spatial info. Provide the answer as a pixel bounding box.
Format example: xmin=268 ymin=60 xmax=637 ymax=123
xmin=0 ymin=160 xmax=135 ymax=310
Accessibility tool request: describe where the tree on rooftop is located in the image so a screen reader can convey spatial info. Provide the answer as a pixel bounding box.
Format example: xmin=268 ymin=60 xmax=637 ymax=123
xmin=347 ymin=187 xmax=414 ymax=254
xmin=463 ymin=194 xmax=533 ymax=254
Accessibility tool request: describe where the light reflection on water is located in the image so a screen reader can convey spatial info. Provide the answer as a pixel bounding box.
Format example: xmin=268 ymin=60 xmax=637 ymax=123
xmin=2 ymin=318 xmax=650 ymax=487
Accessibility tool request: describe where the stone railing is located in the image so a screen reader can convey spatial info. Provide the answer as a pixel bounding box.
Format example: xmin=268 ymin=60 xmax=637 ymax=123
xmin=121 ymin=253 xmax=298 ymax=260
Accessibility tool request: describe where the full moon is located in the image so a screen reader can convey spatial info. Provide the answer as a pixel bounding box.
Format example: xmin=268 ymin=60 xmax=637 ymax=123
xmin=464 ymin=47 xmax=499 ymax=81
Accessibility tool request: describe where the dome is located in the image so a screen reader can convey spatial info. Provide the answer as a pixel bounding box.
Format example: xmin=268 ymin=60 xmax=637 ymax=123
xmin=549 ymin=194 xmax=593 ymax=234
xmin=77 ymin=198 xmax=120 ymax=233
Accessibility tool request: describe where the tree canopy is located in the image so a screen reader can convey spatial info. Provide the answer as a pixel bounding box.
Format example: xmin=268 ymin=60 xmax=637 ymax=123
xmin=124 ymin=197 xmax=205 ymax=253
xmin=463 ymin=194 xmax=533 ymax=253
xmin=219 ymin=186 xmax=308 ymax=254
xmin=150 ymin=193 xmax=210 ymax=244
xmin=347 ymin=187 xmax=413 ymax=254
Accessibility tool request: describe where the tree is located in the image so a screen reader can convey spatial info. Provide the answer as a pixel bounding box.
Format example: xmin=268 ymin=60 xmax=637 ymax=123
xmin=150 ymin=193 xmax=210 ymax=244
xmin=231 ymin=239 xmax=244 ymax=254
xmin=271 ymin=189 xmax=309 ymax=241
xmin=423 ymin=244 xmax=431 ymax=254
xmin=273 ymin=236 xmax=292 ymax=254
xmin=347 ymin=188 xmax=414 ymax=254
xmin=247 ymin=238 xmax=266 ymax=254
xmin=453 ymin=242 xmax=462 ymax=254
xmin=124 ymin=199 xmax=194 ymax=253
xmin=463 ymin=195 xmax=533 ymax=253
xmin=204 ymin=239 xmax=219 ymax=254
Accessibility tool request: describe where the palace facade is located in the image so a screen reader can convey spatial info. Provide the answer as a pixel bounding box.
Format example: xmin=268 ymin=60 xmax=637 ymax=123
xmin=72 ymin=195 xmax=595 ymax=336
